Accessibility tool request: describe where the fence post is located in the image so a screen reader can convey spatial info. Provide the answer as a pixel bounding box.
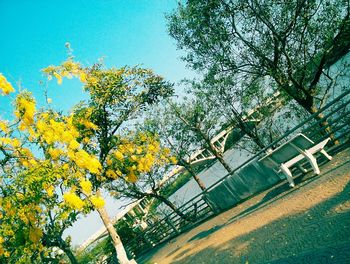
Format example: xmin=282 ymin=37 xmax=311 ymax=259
xmin=165 ymin=217 xmax=179 ymax=235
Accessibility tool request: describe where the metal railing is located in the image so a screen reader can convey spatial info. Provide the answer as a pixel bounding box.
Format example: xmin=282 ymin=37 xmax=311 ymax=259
xmin=125 ymin=89 xmax=350 ymax=258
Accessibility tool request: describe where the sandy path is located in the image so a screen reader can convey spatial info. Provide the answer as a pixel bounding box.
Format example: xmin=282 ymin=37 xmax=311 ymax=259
xmin=140 ymin=148 xmax=350 ymax=264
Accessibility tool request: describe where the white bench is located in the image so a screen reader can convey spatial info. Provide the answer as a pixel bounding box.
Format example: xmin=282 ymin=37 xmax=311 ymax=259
xmin=258 ymin=133 xmax=332 ymax=187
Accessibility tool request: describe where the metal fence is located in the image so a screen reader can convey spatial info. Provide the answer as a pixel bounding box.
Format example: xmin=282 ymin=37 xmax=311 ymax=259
xmin=125 ymin=89 xmax=350 ymax=258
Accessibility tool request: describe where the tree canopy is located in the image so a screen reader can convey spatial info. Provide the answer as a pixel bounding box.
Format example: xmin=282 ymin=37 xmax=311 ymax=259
xmin=0 ymin=56 xmax=174 ymax=264
xmin=168 ymin=0 xmax=350 ymax=113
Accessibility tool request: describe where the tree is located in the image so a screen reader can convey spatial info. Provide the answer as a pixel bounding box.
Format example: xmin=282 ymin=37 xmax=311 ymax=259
xmin=142 ymin=107 xmax=207 ymax=191
xmin=106 ymin=130 xmax=193 ymax=221
xmin=166 ymin=96 xmax=233 ymax=174
xmin=168 ymin=0 xmax=350 ymax=119
xmin=188 ymin=77 xmax=280 ymax=151
xmin=0 ymin=80 xmax=88 ymax=263
xmin=1 ymin=55 xmax=173 ymax=264
xmin=42 ymin=58 xmax=173 ymax=264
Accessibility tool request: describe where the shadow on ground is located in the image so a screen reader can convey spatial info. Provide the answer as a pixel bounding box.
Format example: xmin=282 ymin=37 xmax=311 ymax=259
xmin=171 ymin=179 xmax=350 ymax=263
xmin=185 ymin=159 xmax=350 ymax=245
xmin=139 ymin=151 xmax=350 ymax=264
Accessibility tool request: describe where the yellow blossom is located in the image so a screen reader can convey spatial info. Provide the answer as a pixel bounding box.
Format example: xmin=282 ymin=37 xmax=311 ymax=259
xmin=63 ymin=192 xmax=85 ymax=210
xmin=0 ymin=121 xmax=9 ymax=133
xmin=0 ymin=73 xmax=15 ymax=95
xmin=114 ymin=150 xmax=124 ymax=160
xmin=53 ymin=72 xmax=62 ymax=85
xmin=48 ymin=148 xmax=61 ymax=160
xmin=106 ymin=158 xmax=113 ymax=166
xmin=106 ymin=169 xmax=117 ymax=179
xmin=69 ymin=140 xmax=80 ymax=150
xmin=28 ymin=227 xmax=43 ymax=243
xmin=79 ymin=72 xmax=87 ymax=83
xmin=45 ymin=185 xmax=55 ymax=197
xmin=15 ymin=94 xmax=36 ymax=127
xmin=170 ymin=156 xmax=177 ymax=164
xmin=73 ymin=150 xmax=101 ymax=174
xmin=80 ymin=179 xmax=92 ymax=195
xmin=126 ymin=171 xmax=138 ymax=183
xmin=90 ymin=195 xmax=105 ymax=209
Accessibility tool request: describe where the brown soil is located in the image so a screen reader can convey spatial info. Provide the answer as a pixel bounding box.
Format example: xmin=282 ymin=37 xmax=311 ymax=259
xmin=139 ymin=148 xmax=350 ymax=264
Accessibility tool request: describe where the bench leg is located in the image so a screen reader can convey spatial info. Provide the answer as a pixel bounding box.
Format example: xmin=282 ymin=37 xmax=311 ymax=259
xmin=320 ymin=149 xmax=332 ymax=161
xmin=297 ymin=164 xmax=308 ymax=174
xmin=303 ymin=150 xmax=320 ymax=174
xmin=280 ymin=164 xmax=295 ymax=187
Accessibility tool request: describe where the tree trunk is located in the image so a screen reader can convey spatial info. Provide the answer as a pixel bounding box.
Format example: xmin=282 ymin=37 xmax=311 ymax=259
xmin=279 ymin=83 xmax=338 ymax=145
xmin=229 ymin=107 xmax=265 ymax=149
xmin=241 ymin=124 xmax=265 ymax=149
xmin=182 ymin=161 xmax=206 ymax=191
xmin=97 ymin=206 xmax=132 ymax=264
xmin=207 ymin=137 xmax=233 ymax=173
xmin=154 ymin=194 xmax=192 ymax=221
xmin=42 ymin=234 xmax=79 ymax=264
xmin=60 ymin=242 xmax=79 ymax=264
xmin=215 ymin=152 xmax=233 ymax=174
xmin=196 ymin=127 xmax=233 ymax=173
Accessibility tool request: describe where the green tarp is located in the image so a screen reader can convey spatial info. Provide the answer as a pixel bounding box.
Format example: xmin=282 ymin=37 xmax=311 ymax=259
xmin=203 ymin=160 xmax=281 ymax=213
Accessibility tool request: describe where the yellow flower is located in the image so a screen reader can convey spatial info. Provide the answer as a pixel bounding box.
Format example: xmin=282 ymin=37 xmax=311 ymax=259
xmin=136 ymin=147 xmax=142 ymax=154
xmin=63 ymin=192 xmax=85 ymax=210
xmin=73 ymin=150 xmax=101 ymax=173
xmin=12 ymin=138 xmax=21 ymax=148
xmin=62 ymin=131 xmax=74 ymax=143
xmin=106 ymin=169 xmax=117 ymax=179
xmin=82 ymin=119 xmax=98 ymax=130
xmin=28 ymin=227 xmax=43 ymax=243
xmin=79 ymin=72 xmax=87 ymax=83
xmin=0 ymin=73 xmax=15 ymax=95
xmin=80 ymin=179 xmax=92 ymax=195
xmin=137 ymin=163 xmax=145 ymax=172
xmin=46 ymin=185 xmax=55 ymax=197
xmin=126 ymin=171 xmax=138 ymax=183
xmin=114 ymin=150 xmax=124 ymax=160
xmin=87 ymin=76 xmax=98 ymax=85
xmin=170 ymin=156 xmax=177 ymax=164
xmin=53 ymin=72 xmax=62 ymax=85
xmin=106 ymin=158 xmax=113 ymax=166
xmin=48 ymin=148 xmax=61 ymax=160
xmin=0 ymin=137 xmax=21 ymax=148
xmin=0 ymin=137 xmax=11 ymax=145
xmin=15 ymin=94 xmax=36 ymax=127
xmin=0 ymin=121 xmax=9 ymax=133
xmin=90 ymin=195 xmax=105 ymax=209
xmin=69 ymin=140 xmax=80 ymax=150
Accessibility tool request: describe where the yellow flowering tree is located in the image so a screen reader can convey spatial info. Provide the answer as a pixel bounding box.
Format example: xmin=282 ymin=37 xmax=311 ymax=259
xmin=1 ymin=59 xmax=173 ymax=264
xmin=105 ymin=130 xmax=195 ymax=221
xmin=0 ymin=80 xmax=102 ymax=263
xmin=41 ymin=58 xmax=173 ymax=264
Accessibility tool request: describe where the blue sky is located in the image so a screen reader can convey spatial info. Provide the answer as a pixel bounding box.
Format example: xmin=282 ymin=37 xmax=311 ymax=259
xmin=0 ymin=0 xmax=193 ymax=245
xmin=0 ymin=0 xmax=193 ymax=114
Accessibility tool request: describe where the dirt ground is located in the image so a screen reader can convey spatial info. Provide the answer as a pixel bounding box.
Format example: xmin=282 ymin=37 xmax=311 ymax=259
xmin=138 ymin=148 xmax=350 ymax=264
